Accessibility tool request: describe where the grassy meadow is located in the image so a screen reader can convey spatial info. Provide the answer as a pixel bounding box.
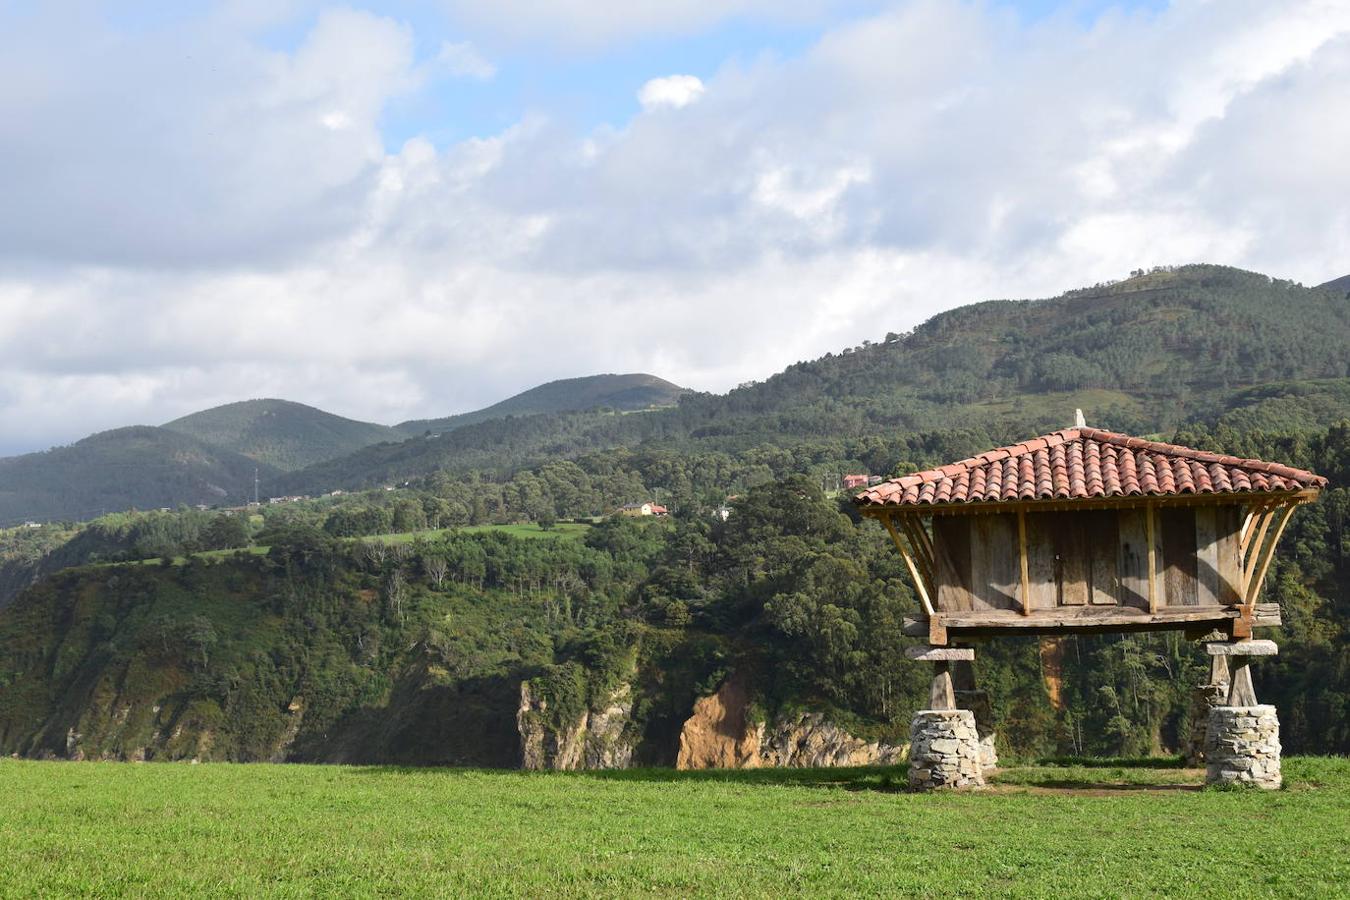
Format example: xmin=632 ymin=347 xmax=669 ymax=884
xmin=2 ymin=758 xmax=1348 ymax=898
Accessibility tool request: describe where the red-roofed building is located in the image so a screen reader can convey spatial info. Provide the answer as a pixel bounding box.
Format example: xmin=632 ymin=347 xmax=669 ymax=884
xmin=856 ymin=426 xmax=1323 ymax=789
xmin=855 ymin=427 xmax=1324 ymax=643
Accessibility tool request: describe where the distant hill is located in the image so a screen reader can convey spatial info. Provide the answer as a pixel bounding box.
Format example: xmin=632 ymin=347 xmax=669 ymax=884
xmin=395 ymin=374 xmax=689 ymax=436
xmin=1319 ymin=274 xmax=1350 ymax=295
xmin=164 ymin=399 xmax=399 ymax=471
xmin=269 ymin=265 xmax=1350 ymax=495
xmin=0 ymin=427 xmax=270 ymax=525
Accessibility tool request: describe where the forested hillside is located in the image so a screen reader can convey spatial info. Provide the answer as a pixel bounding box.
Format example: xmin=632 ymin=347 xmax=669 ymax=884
xmin=164 ymin=399 xmax=399 ymax=471
xmin=272 ymin=266 xmax=1350 ymax=495
xmin=5 ymin=265 xmax=1347 ymax=521
xmin=395 ymin=373 xmax=689 ymax=436
xmin=0 ymin=428 xmax=269 ymax=527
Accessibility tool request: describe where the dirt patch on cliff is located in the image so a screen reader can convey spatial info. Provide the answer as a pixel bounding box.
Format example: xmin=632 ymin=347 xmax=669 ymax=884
xmin=676 ymin=673 xmax=760 ymax=769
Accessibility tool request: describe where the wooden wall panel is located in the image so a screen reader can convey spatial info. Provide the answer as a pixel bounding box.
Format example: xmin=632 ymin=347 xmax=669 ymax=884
xmin=1160 ymin=507 xmax=1198 ymax=607
xmin=1057 ymin=516 xmax=1090 ymax=606
xmin=928 ymin=502 xmax=1248 ymax=615
xmin=1195 ymin=506 xmax=1221 ymax=607
xmin=933 ymin=517 xmax=973 ymax=613
xmin=1214 ymin=505 xmax=1242 ymax=606
xmin=1024 ymin=513 xmax=1059 ymax=611
xmin=970 ymin=514 xmax=1019 ymax=611
xmin=1084 ymin=510 xmax=1120 ymax=606
xmin=1117 ymin=509 xmax=1150 ymax=610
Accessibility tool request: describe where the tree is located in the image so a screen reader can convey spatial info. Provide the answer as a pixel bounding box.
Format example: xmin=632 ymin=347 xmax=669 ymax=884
xmin=423 ymin=555 xmax=449 ymax=588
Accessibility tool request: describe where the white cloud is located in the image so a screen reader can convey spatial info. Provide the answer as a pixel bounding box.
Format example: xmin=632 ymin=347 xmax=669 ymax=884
xmin=441 ymin=0 xmax=850 ymax=49
xmin=2 ymin=0 xmax=1350 ymax=454
xmin=437 ymin=40 xmax=496 ymax=80
xmin=638 ymin=75 xmax=706 ymax=110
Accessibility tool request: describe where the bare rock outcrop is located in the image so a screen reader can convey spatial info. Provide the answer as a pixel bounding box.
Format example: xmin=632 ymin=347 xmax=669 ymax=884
xmin=517 ymin=681 xmax=635 ymax=770
xmin=676 ymin=675 xmax=906 ymax=769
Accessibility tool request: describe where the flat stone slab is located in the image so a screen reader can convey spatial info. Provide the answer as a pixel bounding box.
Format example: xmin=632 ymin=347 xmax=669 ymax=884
xmin=905 ymin=647 xmax=975 ymax=661
xmin=1207 ymin=640 xmax=1278 ymax=656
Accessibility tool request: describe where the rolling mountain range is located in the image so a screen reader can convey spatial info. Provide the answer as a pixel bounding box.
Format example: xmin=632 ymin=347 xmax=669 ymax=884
xmin=3 ymin=265 xmax=1349 ymax=524
xmin=0 ymin=374 xmax=690 ymax=524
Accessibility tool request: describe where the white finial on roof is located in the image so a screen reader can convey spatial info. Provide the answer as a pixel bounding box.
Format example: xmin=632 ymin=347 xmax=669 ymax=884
xmin=1074 ymin=408 xmax=1087 ymax=428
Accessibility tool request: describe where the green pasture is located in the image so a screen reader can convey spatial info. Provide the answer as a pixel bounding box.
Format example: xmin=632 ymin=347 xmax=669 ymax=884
xmin=106 ymin=522 xmax=593 ymax=567
xmin=1 ymin=757 xmax=1347 ymax=897
xmin=380 ymin=521 xmax=593 ymax=543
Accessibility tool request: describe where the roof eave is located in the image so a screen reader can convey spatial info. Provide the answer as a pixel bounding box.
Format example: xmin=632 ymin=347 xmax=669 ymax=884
xmin=857 ymin=486 xmax=1321 ymax=516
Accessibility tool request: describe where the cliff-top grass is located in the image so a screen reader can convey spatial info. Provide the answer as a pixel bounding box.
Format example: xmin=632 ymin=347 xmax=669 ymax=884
xmin=1 ymin=757 xmax=1348 ymax=898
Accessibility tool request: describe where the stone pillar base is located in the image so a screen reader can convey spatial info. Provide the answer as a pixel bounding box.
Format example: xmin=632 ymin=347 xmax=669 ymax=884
xmin=1184 ymin=682 xmax=1227 ymax=766
xmin=909 ymin=709 xmax=984 ymax=790
xmin=1205 ymin=705 xmax=1281 ymax=789
xmin=955 ymin=688 xmax=998 ymax=771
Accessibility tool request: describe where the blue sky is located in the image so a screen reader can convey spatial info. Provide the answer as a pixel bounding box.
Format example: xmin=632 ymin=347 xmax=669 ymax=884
xmin=96 ymin=0 xmax=1169 ymax=149
xmin=0 ymin=0 xmax=1344 ymax=452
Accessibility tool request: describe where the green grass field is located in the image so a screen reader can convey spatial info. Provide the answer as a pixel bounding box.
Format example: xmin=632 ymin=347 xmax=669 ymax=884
xmin=105 ymin=522 xmax=594 ymax=568
xmin=2 ymin=758 xmax=1347 ymax=897
xmin=384 ymin=522 xmax=593 ymax=543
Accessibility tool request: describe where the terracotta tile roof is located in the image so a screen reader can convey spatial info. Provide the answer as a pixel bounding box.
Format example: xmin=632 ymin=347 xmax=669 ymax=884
xmin=855 ymin=428 xmax=1326 ymax=509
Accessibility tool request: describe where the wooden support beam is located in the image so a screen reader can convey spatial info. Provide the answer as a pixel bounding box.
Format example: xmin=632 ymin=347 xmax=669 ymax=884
xmin=928 ymin=617 xmax=948 ymax=646
xmin=1227 ymin=659 xmax=1258 ymax=706
xmin=901 ymin=603 xmax=1283 ymax=637
xmin=1244 ymin=503 xmax=1298 ymax=612
xmin=930 ymin=661 xmax=956 ymax=710
xmin=1208 ymin=654 xmax=1230 ymax=690
xmin=1017 ymin=508 xmax=1031 ymax=616
xmin=1145 ymin=504 xmax=1158 ymax=615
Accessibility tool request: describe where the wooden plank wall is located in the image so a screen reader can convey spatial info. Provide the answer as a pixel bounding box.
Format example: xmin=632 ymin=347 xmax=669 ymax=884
xmin=933 ymin=505 xmax=1244 ymax=613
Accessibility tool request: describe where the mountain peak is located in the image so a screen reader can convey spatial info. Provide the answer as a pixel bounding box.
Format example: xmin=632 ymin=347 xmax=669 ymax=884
xmin=396 ymin=373 xmax=689 ymax=435
xmin=164 ymin=399 xmax=397 ymax=471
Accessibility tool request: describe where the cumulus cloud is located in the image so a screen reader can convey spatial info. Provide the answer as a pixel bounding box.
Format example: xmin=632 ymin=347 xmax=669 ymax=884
xmin=638 ymin=75 xmax=706 ymax=110
xmin=1 ymin=0 xmax=1349 ymax=454
xmin=437 ymin=40 xmax=497 ymax=80
xmin=0 ymin=7 xmax=418 ymax=267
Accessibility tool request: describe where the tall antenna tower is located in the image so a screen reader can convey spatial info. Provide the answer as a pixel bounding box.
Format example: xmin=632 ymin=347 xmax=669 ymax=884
xmin=254 ymin=467 xmax=259 ymax=505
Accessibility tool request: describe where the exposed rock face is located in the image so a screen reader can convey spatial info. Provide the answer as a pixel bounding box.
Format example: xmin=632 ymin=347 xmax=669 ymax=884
xmin=909 ymin=709 xmax=984 ymax=790
xmin=756 ymin=713 xmax=908 ymax=768
xmin=517 ymin=681 xmax=635 ymax=771
xmin=675 ymin=675 xmax=906 ymax=769
xmin=675 ymin=674 xmax=759 ymax=768
xmin=1205 ymin=705 xmax=1281 ymax=789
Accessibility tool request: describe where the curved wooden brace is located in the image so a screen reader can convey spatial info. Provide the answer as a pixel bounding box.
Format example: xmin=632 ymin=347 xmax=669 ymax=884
xmin=898 ymin=515 xmax=936 ymax=586
xmin=883 ymin=513 xmax=936 ymax=617
xmin=1244 ymin=502 xmax=1298 ymax=613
